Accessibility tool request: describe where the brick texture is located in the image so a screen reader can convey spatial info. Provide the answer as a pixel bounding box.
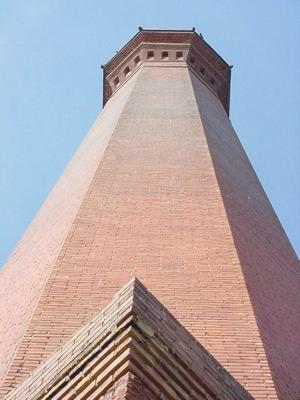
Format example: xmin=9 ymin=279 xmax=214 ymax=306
xmin=121 ymin=373 xmax=159 ymax=400
xmin=190 ymin=72 xmax=300 ymax=399
xmin=0 ymin=72 xmax=139 ymax=392
xmin=4 ymin=278 xmax=252 ymax=400
xmin=0 ymin=32 xmax=299 ymax=400
xmin=101 ymin=373 xmax=158 ymax=400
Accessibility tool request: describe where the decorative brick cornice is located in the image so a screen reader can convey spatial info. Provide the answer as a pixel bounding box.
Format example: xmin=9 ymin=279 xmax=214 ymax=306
xmin=102 ymin=29 xmax=231 ymax=114
xmin=4 ymin=278 xmax=253 ymax=400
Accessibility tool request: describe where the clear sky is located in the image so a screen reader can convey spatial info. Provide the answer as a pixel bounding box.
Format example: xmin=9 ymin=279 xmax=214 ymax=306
xmin=0 ymin=0 xmax=299 ymax=266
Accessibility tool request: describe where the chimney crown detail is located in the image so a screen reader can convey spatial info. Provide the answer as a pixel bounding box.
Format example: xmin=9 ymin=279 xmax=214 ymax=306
xmin=102 ymin=29 xmax=231 ymax=114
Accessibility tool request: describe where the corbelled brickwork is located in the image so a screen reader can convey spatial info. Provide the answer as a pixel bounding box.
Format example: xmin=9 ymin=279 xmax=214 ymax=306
xmin=0 ymin=30 xmax=299 ymax=400
xmin=103 ymin=29 xmax=231 ymax=113
xmin=3 ymin=278 xmax=253 ymax=400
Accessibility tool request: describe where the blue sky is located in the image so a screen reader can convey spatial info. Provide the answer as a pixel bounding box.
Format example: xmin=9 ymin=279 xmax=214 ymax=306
xmin=0 ymin=0 xmax=299 ymax=265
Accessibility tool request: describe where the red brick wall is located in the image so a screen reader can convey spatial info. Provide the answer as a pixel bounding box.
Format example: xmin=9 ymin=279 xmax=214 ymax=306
xmin=190 ymin=72 xmax=300 ymax=400
xmin=0 ymin=63 xmax=298 ymax=400
xmin=0 ymin=73 xmax=139 ymax=393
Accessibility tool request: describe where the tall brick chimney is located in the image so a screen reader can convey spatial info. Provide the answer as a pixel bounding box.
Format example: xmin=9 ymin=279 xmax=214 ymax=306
xmin=0 ymin=29 xmax=299 ymax=400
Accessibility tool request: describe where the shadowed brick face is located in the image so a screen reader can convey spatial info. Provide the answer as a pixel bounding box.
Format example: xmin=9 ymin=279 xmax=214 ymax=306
xmin=102 ymin=374 xmax=158 ymax=400
xmin=0 ymin=30 xmax=299 ymax=400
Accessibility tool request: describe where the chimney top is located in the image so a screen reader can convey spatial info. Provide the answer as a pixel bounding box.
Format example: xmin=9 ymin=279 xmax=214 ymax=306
xmin=102 ymin=29 xmax=231 ymax=114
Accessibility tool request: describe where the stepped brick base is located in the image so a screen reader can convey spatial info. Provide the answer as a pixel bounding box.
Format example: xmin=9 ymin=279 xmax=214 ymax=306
xmin=3 ymin=279 xmax=253 ymax=400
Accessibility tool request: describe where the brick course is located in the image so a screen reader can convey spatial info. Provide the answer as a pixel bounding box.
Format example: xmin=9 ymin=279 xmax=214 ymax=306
xmin=3 ymin=278 xmax=253 ymax=400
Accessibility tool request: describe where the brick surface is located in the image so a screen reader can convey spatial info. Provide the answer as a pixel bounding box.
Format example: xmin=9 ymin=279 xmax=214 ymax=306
xmin=0 ymin=72 xmax=139 ymax=392
xmin=122 ymin=373 xmax=158 ymax=400
xmin=3 ymin=278 xmax=253 ymax=400
xmin=0 ymin=31 xmax=299 ymax=400
xmin=100 ymin=373 xmax=158 ymax=400
xmin=190 ymin=73 xmax=300 ymax=399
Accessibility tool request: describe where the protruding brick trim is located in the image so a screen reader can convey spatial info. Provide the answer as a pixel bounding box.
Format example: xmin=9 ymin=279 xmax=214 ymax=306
xmin=102 ymin=29 xmax=231 ymax=114
xmin=3 ymin=278 xmax=253 ymax=400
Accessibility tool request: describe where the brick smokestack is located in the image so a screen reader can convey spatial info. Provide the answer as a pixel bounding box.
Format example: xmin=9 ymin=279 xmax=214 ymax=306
xmin=0 ymin=29 xmax=299 ymax=400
